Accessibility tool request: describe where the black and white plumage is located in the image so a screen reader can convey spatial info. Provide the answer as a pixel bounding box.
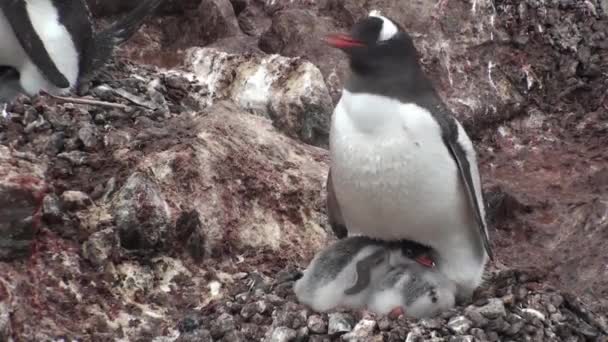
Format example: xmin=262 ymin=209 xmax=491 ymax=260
xmin=0 ymin=0 xmax=163 ymax=100
xmin=293 ymin=236 xmax=432 ymax=313
xmin=324 ymin=10 xmax=493 ymax=302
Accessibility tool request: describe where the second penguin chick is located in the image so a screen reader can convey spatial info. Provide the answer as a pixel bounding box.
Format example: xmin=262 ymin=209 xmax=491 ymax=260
xmin=367 ymin=263 xmax=457 ymax=319
xmin=293 ymin=236 xmax=430 ymax=312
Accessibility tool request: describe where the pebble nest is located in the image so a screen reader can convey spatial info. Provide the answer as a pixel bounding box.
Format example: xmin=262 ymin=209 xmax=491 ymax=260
xmin=175 ymin=269 xmax=608 ymax=342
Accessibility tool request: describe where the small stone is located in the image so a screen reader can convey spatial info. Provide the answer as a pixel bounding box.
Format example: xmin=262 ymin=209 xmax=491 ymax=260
xmin=341 ymin=319 xmax=376 ymax=341
xmin=469 ymin=328 xmax=486 ymax=340
xmin=295 ymin=327 xmax=309 ymax=342
xmin=210 ymin=313 xmax=235 ymax=339
xmin=486 ymin=331 xmax=499 ymax=341
xmin=81 ymin=228 xmax=119 ymax=268
xmin=472 ymin=299 xmax=506 ymax=319
xmin=256 ymin=300 xmax=270 ymax=314
xmin=178 ymin=317 xmax=200 ymax=333
xmin=42 ymin=193 xmax=63 ymax=223
xmin=175 ymin=328 xmax=213 ymax=342
xmin=421 ymin=317 xmax=444 ymax=329
xmin=61 ymin=190 xmax=93 ymax=210
xmin=78 ymin=123 xmax=99 ymax=150
xmin=465 ymin=308 xmax=488 ymax=327
xmin=448 ymin=336 xmax=474 ymax=342
xmin=505 ymin=320 xmax=525 ymax=336
xmin=0 ymin=301 xmax=10 ymax=341
xmin=448 ymin=316 xmax=473 ymax=334
xmin=222 ymin=331 xmax=245 ymax=342
xmin=242 ymin=323 xmax=261 ymax=339
xmin=241 ymin=302 xmax=258 ymax=319
xmin=251 ymin=313 xmax=265 ymax=325
xmin=487 ymin=317 xmax=510 ymax=333
xmin=265 ymin=294 xmax=284 ymax=305
xmin=328 ymin=313 xmax=354 ymax=335
xmin=307 ymin=315 xmax=327 ymax=334
xmin=377 ymin=317 xmax=390 ymax=331
xmin=521 ymin=308 xmax=545 ymax=321
xmin=269 ymin=326 xmax=297 ymax=342
xmin=112 ymin=172 xmax=171 ymax=251
xmin=308 ymin=335 xmax=331 ymax=342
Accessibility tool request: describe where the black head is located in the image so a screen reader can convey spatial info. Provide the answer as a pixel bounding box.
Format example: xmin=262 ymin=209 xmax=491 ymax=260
xmin=324 ymin=11 xmax=420 ymax=76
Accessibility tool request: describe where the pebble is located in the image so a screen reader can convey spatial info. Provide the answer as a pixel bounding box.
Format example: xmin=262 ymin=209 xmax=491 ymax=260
xmin=42 ymin=193 xmax=63 ymax=223
xmin=269 ymin=326 xmax=297 ymax=342
xmin=61 ymin=190 xmax=93 ymax=210
xmin=307 ymin=315 xmax=327 ymax=334
xmin=448 ymin=336 xmax=474 ymax=342
xmin=448 ymin=316 xmax=473 ymax=335
xmin=210 ymin=313 xmax=235 ymax=339
xmin=341 ymin=319 xmax=376 ymax=341
xmin=328 ymin=313 xmax=354 ymax=335
xmin=473 ymin=299 xmax=507 ymax=319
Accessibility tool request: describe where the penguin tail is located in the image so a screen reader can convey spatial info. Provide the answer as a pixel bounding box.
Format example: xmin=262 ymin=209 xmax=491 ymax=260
xmin=81 ymin=0 xmax=163 ymax=79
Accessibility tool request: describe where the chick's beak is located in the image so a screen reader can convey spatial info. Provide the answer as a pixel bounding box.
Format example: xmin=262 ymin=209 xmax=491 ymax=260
xmin=324 ymin=33 xmax=366 ymax=49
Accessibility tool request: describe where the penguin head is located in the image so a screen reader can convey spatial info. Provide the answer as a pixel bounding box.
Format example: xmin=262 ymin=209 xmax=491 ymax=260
xmin=324 ymin=11 xmax=419 ymax=75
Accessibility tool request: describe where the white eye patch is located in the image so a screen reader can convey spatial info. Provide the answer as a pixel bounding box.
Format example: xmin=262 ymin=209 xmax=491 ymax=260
xmin=368 ymin=10 xmax=399 ymax=42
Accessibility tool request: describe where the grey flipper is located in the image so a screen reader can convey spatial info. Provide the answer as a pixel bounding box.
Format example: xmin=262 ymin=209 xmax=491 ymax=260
xmin=80 ymin=0 xmax=163 ymax=81
xmin=326 ymin=168 xmax=348 ymax=239
xmin=0 ymin=0 xmax=70 ymax=88
xmin=344 ymin=248 xmax=386 ymax=295
xmin=442 ymin=124 xmax=494 ymax=261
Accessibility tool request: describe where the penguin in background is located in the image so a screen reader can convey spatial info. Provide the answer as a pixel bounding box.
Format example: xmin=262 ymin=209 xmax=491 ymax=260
xmin=324 ymin=10 xmax=494 ymax=302
xmin=293 ymin=236 xmax=434 ymax=313
xmin=0 ymin=0 xmax=164 ymax=100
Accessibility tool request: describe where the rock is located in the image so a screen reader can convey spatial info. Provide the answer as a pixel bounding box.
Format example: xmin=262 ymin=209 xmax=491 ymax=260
xmin=341 ymin=319 xmax=376 ymax=341
xmin=0 ymin=146 xmax=47 ymax=260
xmin=421 ymin=318 xmax=444 ymax=329
xmin=210 ymin=313 xmax=236 ymax=339
xmin=78 ymin=123 xmax=100 ymax=150
xmin=307 ymin=315 xmax=327 ymax=334
xmin=112 ymin=172 xmax=172 ymax=251
xmin=175 ymin=328 xmax=213 ymax=342
xmin=268 ymin=326 xmax=297 ymax=342
xmin=41 ymin=193 xmax=63 ymax=223
xmin=469 ymin=299 xmax=507 ymax=319
xmin=174 ymin=209 xmax=206 ymax=261
xmin=183 ymin=47 xmax=333 ymax=147
xmin=0 ymin=281 xmax=11 ymax=340
xmin=81 ymin=228 xmax=119 ymax=268
xmin=258 ymin=9 xmax=345 ymax=102
xmin=448 ymin=316 xmax=473 ymax=335
xmin=465 ymin=308 xmax=489 ymax=327
xmin=61 ymin=190 xmax=93 ymax=210
xmin=197 ymin=0 xmax=241 ymax=42
xmin=448 ymin=336 xmax=475 ymax=342
xmin=328 ymin=313 xmax=354 ymax=335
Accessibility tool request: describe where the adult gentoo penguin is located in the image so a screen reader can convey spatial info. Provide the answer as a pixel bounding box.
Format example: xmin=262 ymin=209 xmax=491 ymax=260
xmin=0 ymin=0 xmax=163 ymax=99
xmin=324 ymin=10 xmax=493 ymax=301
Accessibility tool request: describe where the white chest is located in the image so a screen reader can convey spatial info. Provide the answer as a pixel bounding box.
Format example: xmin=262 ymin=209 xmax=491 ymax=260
xmin=329 ymin=91 xmax=469 ymax=245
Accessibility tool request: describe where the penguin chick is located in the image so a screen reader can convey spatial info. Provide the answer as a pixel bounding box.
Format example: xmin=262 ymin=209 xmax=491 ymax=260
xmin=0 ymin=0 xmax=163 ymax=99
xmin=367 ymin=263 xmax=457 ymax=319
xmin=293 ymin=236 xmax=431 ymax=312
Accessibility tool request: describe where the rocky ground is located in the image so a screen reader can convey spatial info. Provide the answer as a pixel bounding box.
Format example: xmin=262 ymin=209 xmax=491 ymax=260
xmin=1 ymin=0 xmax=608 ymax=341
